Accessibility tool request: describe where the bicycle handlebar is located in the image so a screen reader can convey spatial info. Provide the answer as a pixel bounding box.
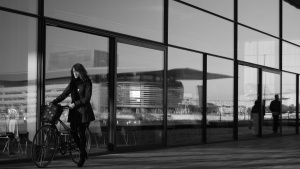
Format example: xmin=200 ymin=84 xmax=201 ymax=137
xmin=60 ymin=105 xmax=69 ymax=109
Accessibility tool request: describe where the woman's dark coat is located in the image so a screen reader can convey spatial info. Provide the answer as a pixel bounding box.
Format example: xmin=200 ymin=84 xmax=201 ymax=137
xmin=52 ymin=78 xmax=95 ymax=123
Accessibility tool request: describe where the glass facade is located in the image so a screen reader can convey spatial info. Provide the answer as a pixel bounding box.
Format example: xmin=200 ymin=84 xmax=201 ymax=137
xmin=45 ymin=26 xmax=109 ymax=153
xmin=238 ymin=25 xmax=280 ymax=69
xmin=44 ymin=0 xmax=164 ymax=42
xmin=116 ymin=42 xmax=164 ymax=146
xmin=167 ymin=47 xmax=203 ymax=145
xmin=1 ymin=0 xmax=300 ymax=163
xmin=282 ymin=72 xmax=296 ymax=135
xmin=238 ymin=65 xmax=258 ymax=139
xmin=169 ymin=0 xmax=234 ymax=58
xmin=207 ymin=56 xmax=234 ymax=142
xmin=238 ymin=0 xmax=279 ymax=37
xmin=283 ymin=42 xmax=300 ymax=74
xmin=283 ymin=0 xmax=300 ymax=46
xmin=0 ymin=0 xmax=38 ymax=14
xmin=262 ymin=71 xmax=280 ymax=136
xmin=0 ymin=10 xmax=37 ymax=157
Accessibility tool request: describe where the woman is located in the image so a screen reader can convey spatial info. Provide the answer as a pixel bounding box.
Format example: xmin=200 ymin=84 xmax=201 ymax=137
xmin=51 ymin=63 xmax=95 ymax=167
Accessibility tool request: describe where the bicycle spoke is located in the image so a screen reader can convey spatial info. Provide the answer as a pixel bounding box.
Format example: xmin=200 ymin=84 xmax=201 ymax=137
xmin=32 ymin=125 xmax=57 ymax=168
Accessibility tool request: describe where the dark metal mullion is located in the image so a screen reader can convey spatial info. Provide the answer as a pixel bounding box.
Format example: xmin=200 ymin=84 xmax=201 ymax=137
xmin=258 ymin=69 xmax=262 ymax=137
xmin=279 ymin=0 xmax=283 ymax=135
xmin=163 ymin=48 xmax=168 ymax=147
xmin=202 ymin=54 xmax=207 ymax=143
xmin=163 ymin=0 xmax=169 ymax=147
xmin=296 ymin=75 xmax=299 ymax=134
xmin=37 ymin=0 xmax=45 ymax=132
xmin=279 ymin=0 xmax=282 ymax=71
xmin=163 ymin=0 xmax=169 ymax=45
xmin=233 ymin=0 xmax=238 ymax=141
xmin=108 ymin=38 xmax=117 ymax=150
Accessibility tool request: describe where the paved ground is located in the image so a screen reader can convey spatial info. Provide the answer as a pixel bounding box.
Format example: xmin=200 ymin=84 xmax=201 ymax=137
xmin=1 ymin=135 xmax=300 ymax=169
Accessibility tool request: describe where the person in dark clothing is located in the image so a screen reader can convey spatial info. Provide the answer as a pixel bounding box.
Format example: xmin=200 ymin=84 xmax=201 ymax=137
xmin=51 ymin=63 xmax=95 ymax=167
xmin=251 ymin=100 xmax=260 ymax=135
xmin=269 ymin=94 xmax=280 ymax=134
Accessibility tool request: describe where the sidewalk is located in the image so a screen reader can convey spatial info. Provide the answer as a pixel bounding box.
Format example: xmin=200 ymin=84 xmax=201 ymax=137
xmin=1 ymin=135 xmax=300 ymax=169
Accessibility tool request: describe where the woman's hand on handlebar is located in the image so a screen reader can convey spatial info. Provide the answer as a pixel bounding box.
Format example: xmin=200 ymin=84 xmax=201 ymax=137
xmin=69 ymin=103 xmax=75 ymax=109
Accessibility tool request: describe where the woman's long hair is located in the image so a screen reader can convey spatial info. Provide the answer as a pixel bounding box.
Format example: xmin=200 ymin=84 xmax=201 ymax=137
xmin=70 ymin=63 xmax=88 ymax=80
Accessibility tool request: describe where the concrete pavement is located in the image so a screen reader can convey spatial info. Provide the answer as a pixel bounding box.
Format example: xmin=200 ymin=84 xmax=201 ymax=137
xmin=2 ymin=135 xmax=300 ymax=169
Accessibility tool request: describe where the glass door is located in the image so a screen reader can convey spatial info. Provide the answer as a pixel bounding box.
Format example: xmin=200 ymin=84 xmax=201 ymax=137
xmin=262 ymin=70 xmax=281 ymax=136
xmin=115 ymin=38 xmax=165 ymax=147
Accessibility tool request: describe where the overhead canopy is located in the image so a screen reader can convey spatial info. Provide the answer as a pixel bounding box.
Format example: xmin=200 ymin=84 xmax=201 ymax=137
xmin=0 ymin=67 xmax=232 ymax=81
xmin=284 ymin=0 xmax=300 ymax=9
xmin=168 ymin=68 xmax=233 ymax=80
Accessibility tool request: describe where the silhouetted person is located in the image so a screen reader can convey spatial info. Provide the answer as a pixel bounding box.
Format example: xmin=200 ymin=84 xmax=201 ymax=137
xmin=251 ymin=100 xmax=260 ymax=136
xmin=269 ymin=94 xmax=280 ymax=134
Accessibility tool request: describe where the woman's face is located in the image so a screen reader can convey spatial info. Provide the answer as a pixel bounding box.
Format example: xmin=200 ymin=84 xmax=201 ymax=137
xmin=73 ymin=68 xmax=80 ymax=79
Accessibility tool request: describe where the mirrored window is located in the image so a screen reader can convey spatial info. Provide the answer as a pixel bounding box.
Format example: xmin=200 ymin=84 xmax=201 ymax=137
xmin=238 ymin=0 xmax=279 ymax=37
xmin=282 ymin=72 xmax=296 ymax=135
xmin=167 ymin=47 xmax=203 ymax=145
xmin=283 ymin=42 xmax=300 ymax=74
xmin=182 ymin=0 xmax=233 ymax=19
xmin=116 ymin=42 xmax=164 ymax=146
xmin=262 ymin=71 xmax=280 ymax=136
xmin=283 ymin=0 xmax=300 ymax=46
xmin=44 ymin=0 xmax=163 ymax=42
xmin=238 ymin=26 xmax=279 ymax=68
xmin=207 ymin=56 xmax=234 ymax=143
xmin=238 ymin=65 xmax=258 ymax=139
xmin=169 ymin=0 xmax=234 ymax=58
xmin=46 ymin=26 xmax=109 ymax=152
xmin=0 ymin=11 xmax=37 ymax=153
xmin=0 ymin=0 xmax=37 ymax=14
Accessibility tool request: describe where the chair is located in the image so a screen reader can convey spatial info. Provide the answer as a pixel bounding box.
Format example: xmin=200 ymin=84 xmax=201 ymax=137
xmin=6 ymin=109 xmax=23 ymax=154
xmin=18 ymin=113 xmax=28 ymax=155
xmin=0 ymin=112 xmax=14 ymax=155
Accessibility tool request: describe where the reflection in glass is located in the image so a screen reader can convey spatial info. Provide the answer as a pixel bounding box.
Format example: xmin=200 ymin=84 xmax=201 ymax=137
xmin=0 ymin=11 xmax=37 ymax=155
xmin=169 ymin=0 xmax=234 ymax=58
xmin=0 ymin=0 xmax=38 ymax=14
xmin=262 ymin=72 xmax=280 ymax=136
xmin=282 ymin=42 xmax=300 ymax=74
xmin=116 ymin=43 xmax=164 ymax=146
xmin=46 ymin=27 xmax=109 ymax=152
xmin=238 ymin=65 xmax=258 ymax=139
xmin=207 ymin=56 xmax=233 ymax=142
xmin=238 ymin=0 xmax=279 ymax=37
xmin=283 ymin=1 xmax=300 ymax=46
xmin=167 ymin=47 xmax=202 ymax=145
xmin=182 ymin=0 xmax=234 ymax=19
xmin=238 ymin=26 xmax=279 ymax=69
xmin=282 ymin=72 xmax=296 ymax=135
xmin=44 ymin=0 xmax=163 ymax=42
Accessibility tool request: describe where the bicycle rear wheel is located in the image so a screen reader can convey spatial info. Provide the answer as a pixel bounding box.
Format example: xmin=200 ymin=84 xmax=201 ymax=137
xmin=32 ymin=125 xmax=57 ymax=168
xmin=70 ymin=128 xmax=91 ymax=164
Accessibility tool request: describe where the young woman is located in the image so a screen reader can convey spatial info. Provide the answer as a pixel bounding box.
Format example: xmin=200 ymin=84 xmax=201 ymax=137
xmin=51 ymin=63 xmax=95 ymax=167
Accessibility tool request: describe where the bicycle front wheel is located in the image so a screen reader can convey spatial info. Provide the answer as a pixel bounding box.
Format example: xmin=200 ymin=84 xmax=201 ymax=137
xmin=32 ymin=125 xmax=57 ymax=168
xmin=70 ymin=128 xmax=91 ymax=164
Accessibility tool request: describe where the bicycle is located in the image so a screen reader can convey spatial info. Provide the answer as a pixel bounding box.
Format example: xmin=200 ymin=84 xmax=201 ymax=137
xmin=31 ymin=105 xmax=92 ymax=168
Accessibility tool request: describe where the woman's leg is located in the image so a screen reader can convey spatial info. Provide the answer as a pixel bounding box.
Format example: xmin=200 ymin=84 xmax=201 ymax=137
xmin=70 ymin=123 xmax=80 ymax=149
xmin=77 ymin=123 xmax=89 ymax=167
xmin=78 ymin=123 xmax=88 ymax=154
